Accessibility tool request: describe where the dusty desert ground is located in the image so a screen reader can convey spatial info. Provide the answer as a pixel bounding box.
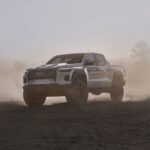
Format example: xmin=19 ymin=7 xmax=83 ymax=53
xmin=0 ymin=96 xmax=150 ymax=150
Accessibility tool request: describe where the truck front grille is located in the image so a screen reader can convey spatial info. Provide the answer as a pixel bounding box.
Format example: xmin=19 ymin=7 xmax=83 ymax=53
xmin=28 ymin=70 xmax=56 ymax=81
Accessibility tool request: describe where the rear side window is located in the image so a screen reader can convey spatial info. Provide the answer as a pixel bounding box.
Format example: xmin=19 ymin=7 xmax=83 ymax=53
xmin=95 ymin=54 xmax=106 ymax=66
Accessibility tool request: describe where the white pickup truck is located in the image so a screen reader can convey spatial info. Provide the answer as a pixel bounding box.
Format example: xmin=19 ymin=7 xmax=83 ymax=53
xmin=23 ymin=53 xmax=126 ymax=106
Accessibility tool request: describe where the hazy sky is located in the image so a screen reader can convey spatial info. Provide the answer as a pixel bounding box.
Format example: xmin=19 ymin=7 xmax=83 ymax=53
xmin=0 ymin=0 xmax=150 ymax=60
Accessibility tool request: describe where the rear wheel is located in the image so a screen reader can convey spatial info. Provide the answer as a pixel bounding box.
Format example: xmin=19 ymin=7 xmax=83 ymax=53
xmin=23 ymin=90 xmax=46 ymax=107
xmin=66 ymin=80 xmax=88 ymax=104
xmin=110 ymin=87 xmax=124 ymax=102
xmin=110 ymin=73 xmax=124 ymax=102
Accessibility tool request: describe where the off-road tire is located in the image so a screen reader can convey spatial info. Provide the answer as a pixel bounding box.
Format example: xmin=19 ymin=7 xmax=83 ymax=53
xmin=110 ymin=73 xmax=124 ymax=102
xmin=110 ymin=87 xmax=124 ymax=102
xmin=66 ymin=80 xmax=88 ymax=104
xmin=23 ymin=90 xmax=46 ymax=107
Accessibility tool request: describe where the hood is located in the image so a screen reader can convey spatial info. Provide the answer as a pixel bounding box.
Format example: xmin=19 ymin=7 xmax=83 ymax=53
xmin=27 ymin=63 xmax=83 ymax=71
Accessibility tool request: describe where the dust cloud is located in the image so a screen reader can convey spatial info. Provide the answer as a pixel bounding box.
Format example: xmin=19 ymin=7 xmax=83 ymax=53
xmin=0 ymin=40 xmax=149 ymax=102
xmin=112 ymin=40 xmax=150 ymax=101
xmin=0 ymin=58 xmax=35 ymax=101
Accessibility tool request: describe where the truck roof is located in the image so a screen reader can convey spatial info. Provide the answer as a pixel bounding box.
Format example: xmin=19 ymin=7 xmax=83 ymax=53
xmin=55 ymin=52 xmax=103 ymax=56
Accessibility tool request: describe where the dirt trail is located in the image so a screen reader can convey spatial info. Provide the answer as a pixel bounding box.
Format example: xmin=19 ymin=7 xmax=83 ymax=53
xmin=0 ymin=100 xmax=150 ymax=150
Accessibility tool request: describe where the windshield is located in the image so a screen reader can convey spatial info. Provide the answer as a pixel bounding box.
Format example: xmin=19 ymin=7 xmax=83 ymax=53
xmin=47 ymin=54 xmax=85 ymax=64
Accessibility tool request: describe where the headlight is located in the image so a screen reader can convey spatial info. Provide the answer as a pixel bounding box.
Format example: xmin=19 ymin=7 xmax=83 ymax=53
xmin=23 ymin=71 xmax=28 ymax=84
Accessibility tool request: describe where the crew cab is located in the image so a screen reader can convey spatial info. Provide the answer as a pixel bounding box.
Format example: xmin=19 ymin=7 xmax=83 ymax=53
xmin=23 ymin=53 xmax=126 ymax=106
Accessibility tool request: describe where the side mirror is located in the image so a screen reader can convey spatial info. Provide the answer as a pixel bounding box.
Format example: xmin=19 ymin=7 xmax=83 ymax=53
xmin=85 ymin=59 xmax=95 ymax=66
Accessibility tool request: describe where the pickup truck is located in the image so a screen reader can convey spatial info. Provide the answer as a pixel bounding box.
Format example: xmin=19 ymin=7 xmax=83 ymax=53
xmin=23 ymin=53 xmax=126 ymax=106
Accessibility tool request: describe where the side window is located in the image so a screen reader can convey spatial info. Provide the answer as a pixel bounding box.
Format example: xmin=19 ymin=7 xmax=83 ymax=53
xmin=51 ymin=57 xmax=62 ymax=64
xmin=95 ymin=54 xmax=106 ymax=66
xmin=85 ymin=54 xmax=96 ymax=65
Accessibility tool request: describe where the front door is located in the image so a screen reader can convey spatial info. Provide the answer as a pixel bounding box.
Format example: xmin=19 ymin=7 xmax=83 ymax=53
xmin=85 ymin=54 xmax=102 ymax=87
xmin=94 ymin=54 xmax=112 ymax=87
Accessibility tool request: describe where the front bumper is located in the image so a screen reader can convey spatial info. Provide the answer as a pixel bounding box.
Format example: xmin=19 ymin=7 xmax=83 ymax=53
xmin=23 ymin=82 xmax=71 ymax=96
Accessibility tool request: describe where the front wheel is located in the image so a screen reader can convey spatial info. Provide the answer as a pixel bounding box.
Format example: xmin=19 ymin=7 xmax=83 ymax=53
xmin=66 ymin=80 xmax=88 ymax=104
xmin=23 ymin=90 xmax=46 ymax=107
xmin=110 ymin=87 xmax=124 ymax=102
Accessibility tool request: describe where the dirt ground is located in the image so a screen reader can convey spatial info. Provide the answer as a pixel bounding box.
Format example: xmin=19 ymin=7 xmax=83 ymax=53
xmin=0 ymin=99 xmax=150 ymax=150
